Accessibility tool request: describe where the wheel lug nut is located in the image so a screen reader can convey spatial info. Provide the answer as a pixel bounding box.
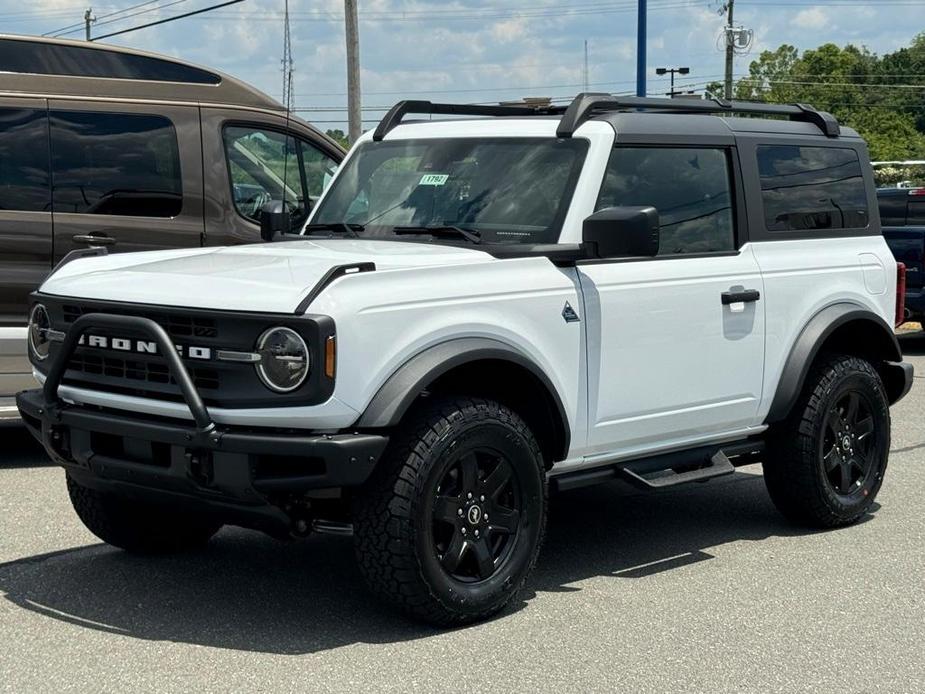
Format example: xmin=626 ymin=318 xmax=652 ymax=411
xmin=461 ymin=527 xmax=467 ymax=535
xmin=467 ymin=492 xmax=473 ymax=499
xmin=479 ymin=495 xmax=485 ymax=502
xmin=457 ymin=508 xmax=463 ymax=516
xmin=474 ymin=530 xmax=480 ymax=537
xmin=484 ymin=514 xmax=489 ymax=521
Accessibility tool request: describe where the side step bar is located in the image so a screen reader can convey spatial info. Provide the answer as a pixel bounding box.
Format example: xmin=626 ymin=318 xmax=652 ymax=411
xmin=551 ymin=440 xmax=764 ymax=493
xmin=620 ymin=450 xmax=734 ymax=489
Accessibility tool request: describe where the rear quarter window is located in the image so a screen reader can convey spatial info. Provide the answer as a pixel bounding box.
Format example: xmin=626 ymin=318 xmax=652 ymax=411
xmin=758 ymin=145 xmax=868 ymax=232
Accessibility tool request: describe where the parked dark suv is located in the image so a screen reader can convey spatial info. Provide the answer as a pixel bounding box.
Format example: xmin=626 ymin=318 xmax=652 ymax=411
xmin=0 ymin=35 xmax=344 ymax=420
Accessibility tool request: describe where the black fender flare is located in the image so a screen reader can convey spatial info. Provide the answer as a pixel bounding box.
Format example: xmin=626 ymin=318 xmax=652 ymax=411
xmin=356 ymin=337 xmax=571 ymax=456
xmin=765 ymin=303 xmax=903 ymax=423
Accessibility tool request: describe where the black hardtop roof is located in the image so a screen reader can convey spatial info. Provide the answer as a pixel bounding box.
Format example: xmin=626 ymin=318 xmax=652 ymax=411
xmin=373 ymin=93 xmax=850 ymax=142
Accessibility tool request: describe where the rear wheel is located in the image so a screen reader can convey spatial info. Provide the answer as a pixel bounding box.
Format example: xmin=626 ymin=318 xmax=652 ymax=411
xmin=67 ymin=474 xmax=221 ymax=554
xmin=764 ymin=354 xmax=890 ymax=528
xmin=353 ymin=397 xmax=547 ymax=626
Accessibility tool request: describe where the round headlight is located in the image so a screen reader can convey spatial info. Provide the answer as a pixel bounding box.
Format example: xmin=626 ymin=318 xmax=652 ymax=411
xmin=256 ymin=327 xmax=310 ymax=393
xmin=28 ymin=304 xmax=51 ymax=361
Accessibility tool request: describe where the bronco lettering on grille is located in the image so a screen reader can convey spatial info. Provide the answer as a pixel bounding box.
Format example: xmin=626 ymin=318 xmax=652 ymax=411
xmin=77 ymin=334 xmax=213 ymax=360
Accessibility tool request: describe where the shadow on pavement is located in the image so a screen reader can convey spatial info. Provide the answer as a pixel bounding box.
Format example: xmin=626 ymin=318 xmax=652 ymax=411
xmin=0 ymin=468 xmax=861 ymax=655
xmin=0 ymin=425 xmax=51 ymax=468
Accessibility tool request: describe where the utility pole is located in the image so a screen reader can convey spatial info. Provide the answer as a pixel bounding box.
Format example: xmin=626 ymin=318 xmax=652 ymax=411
xmin=84 ymin=7 xmax=95 ymax=41
xmin=345 ymin=0 xmax=362 ymax=145
xmin=636 ymin=0 xmax=646 ymax=96
xmin=583 ymin=40 xmax=589 ymax=92
xmin=723 ymin=0 xmax=735 ymax=99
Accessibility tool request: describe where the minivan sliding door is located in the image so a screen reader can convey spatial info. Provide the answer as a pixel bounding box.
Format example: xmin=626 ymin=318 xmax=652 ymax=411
xmin=48 ymin=100 xmax=204 ymax=259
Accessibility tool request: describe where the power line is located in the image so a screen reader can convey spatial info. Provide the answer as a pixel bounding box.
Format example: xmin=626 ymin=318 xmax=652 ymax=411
xmin=51 ymin=0 xmax=193 ymax=38
xmin=90 ymin=0 xmax=244 ymax=41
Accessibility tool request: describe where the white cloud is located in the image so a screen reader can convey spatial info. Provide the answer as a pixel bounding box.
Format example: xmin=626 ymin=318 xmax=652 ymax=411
xmin=792 ymin=8 xmax=830 ymax=31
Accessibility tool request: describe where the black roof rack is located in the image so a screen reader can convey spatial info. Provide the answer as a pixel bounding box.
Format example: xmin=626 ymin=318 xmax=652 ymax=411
xmin=371 ymin=93 xmax=841 ymax=142
xmin=372 ymin=100 xmax=565 ymax=141
xmin=555 ymin=93 xmax=840 ymax=138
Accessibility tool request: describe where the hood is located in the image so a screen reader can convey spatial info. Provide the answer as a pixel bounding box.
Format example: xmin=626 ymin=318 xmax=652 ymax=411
xmin=41 ymin=239 xmax=494 ymax=314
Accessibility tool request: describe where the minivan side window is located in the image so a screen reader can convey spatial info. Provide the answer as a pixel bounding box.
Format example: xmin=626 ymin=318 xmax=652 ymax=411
xmin=0 ymin=108 xmax=50 ymax=212
xmin=596 ymin=147 xmax=735 ymax=255
xmin=300 ymin=140 xmax=338 ymax=200
xmin=757 ymin=145 xmax=868 ymax=232
xmin=50 ymin=111 xmax=182 ymax=217
xmin=223 ymin=126 xmax=308 ymax=225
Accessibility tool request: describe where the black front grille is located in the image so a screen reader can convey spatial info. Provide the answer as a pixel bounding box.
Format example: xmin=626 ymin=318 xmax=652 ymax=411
xmin=62 ymin=304 xmax=218 ymax=340
xmin=68 ymin=352 xmax=220 ymax=391
xmin=36 ymin=295 xmax=336 ymax=408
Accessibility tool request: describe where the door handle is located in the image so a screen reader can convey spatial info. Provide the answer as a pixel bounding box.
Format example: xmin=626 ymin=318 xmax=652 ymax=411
xmin=721 ymin=289 xmax=760 ymax=305
xmin=73 ymin=234 xmax=116 ymax=247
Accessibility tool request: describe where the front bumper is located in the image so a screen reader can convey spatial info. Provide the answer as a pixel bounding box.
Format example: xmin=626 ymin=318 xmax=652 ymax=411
xmin=17 ymin=311 xmax=388 ymax=534
xmin=17 ymin=389 xmax=387 ymax=531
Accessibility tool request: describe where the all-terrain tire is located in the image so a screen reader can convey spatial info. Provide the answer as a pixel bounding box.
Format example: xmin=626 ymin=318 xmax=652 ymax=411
xmin=763 ymin=354 xmax=890 ymax=528
xmin=67 ymin=474 xmax=222 ymax=553
xmin=353 ymin=397 xmax=547 ymax=626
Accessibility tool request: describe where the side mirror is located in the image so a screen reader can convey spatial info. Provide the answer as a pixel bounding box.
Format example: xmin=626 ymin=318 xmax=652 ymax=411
xmin=582 ymin=206 xmax=659 ymax=258
xmin=259 ymin=201 xmax=292 ymax=242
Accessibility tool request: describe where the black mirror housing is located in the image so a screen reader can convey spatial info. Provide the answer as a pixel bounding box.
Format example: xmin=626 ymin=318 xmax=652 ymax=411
xmin=582 ymin=206 xmax=659 ymax=258
xmin=259 ymin=201 xmax=292 ymax=242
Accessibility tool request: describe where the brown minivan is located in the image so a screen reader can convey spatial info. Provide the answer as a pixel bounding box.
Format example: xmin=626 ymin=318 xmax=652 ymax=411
xmin=0 ymin=35 xmax=344 ymax=420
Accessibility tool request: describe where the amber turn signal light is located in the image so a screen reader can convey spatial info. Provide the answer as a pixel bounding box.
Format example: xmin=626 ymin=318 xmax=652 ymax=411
xmin=324 ymin=335 xmax=336 ymax=378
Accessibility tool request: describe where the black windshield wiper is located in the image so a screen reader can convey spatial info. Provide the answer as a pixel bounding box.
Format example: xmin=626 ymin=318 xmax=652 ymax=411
xmin=392 ymin=225 xmax=482 ymax=244
xmin=303 ymin=222 xmax=365 ymax=238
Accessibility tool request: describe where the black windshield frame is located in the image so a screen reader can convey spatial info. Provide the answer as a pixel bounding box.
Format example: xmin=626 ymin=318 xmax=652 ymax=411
xmin=308 ymin=137 xmax=589 ymax=246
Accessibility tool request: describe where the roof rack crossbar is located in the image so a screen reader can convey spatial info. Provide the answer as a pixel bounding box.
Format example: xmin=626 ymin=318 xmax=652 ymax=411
xmin=372 ymin=100 xmax=564 ymax=141
xmin=555 ymin=94 xmax=840 ymax=138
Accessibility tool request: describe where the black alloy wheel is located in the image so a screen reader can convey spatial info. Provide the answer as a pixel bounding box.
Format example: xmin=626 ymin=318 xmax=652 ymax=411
xmin=820 ymin=390 xmax=880 ymax=498
xmin=431 ymin=449 xmax=521 ymax=583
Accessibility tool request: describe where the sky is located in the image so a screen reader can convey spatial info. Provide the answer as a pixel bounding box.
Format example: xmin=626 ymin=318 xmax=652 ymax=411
xmin=4 ymin=0 xmax=924 ymax=131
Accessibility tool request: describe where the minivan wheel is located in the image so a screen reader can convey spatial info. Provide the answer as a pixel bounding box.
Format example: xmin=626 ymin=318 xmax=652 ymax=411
xmin=67 ymin=474 xmax=222 ymax=554
xmin=353 ymin=397 xmax=547 ymax=626
xmin=764 ymin=354 xmax=890 ymax=528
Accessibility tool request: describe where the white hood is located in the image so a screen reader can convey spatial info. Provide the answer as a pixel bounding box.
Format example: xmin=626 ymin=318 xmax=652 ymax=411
xmin=40 ymin=239 xmax=494 ymax=313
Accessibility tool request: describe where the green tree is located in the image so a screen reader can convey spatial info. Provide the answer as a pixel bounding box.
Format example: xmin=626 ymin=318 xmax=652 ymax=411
xmin=717 ymin=37 xmax=925 ymax=160
xmin=325 ymin=129 xmax=349 ymax=149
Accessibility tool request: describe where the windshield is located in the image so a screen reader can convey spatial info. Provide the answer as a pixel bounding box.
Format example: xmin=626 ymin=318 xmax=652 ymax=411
xmin=309 ymin=137 xmax=588 ymax=244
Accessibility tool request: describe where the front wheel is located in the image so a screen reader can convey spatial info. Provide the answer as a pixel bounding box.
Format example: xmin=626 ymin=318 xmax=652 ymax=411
xmin=353 ymin=397 xmax=547 ymax=626
xmin=763 ymin=354 xmax=891 ymax=528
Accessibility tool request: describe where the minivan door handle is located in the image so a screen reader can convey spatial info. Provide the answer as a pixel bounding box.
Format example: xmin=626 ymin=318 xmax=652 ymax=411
xmin=73 ymin=234 xmax=116 ymax=247
xmin=721 ymin=289 xmax=760 ymax=305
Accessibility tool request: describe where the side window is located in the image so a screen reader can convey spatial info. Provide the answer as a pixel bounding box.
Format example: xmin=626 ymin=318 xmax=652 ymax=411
xmin=50 ymin=111 xmax=182 ymax=217
xmin=299 ymin=140 xmax=338 ymax=200
xmin=596 ymin=147 xmax=735 ymax=255
xmin=757 ymin=145 xmax=868 ymax=232
xmin=223 ymin=125 xmax=308 ymax=225
xmin=0 ymin=108 xmax=50 ymax=212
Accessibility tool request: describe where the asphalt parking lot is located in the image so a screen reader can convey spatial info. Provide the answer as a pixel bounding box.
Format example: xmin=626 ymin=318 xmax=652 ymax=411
xmin=2 ymin=339 xmax=925 ymax=693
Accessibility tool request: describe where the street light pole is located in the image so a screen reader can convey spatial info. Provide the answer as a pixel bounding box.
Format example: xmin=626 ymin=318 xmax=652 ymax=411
xmin=656 ymin=66 xmax=690 ymax=97
xmin=636 ymin=0 xmax=646 ymax=97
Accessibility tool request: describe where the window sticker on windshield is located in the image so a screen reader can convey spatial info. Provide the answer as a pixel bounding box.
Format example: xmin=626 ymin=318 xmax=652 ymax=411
xmin=419 ymin=174 xmax=449 ymax=186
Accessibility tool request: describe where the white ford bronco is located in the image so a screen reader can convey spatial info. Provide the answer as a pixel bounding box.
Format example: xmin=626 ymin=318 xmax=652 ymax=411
xmin=18 ymin=95 xmax=913 ymax=625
